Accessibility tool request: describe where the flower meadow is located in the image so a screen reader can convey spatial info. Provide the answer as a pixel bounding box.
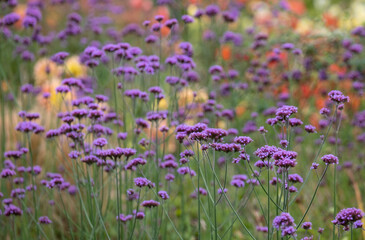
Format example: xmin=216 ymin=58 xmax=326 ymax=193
xmin=1 ymin=0 xmax=365 ymax=239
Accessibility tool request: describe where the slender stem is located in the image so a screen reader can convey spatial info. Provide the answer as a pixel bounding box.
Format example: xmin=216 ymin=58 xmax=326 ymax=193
xmin=350 ymin=223 xmax=353 ymax=240
xmin=115 ymin=165 xmax=120 ymax=240
xmin=267 ymin=168 xmax=270 ymax=240
xmin=213 ymin=150 xmax=218 ymax=240
xmin=27 ymin=133 xmax=40 ymax=239
xmin=129 ymin=188 xmax=142 ymax=240
xmin=197 ymin=142 xmax=201 ymax=239
xmin=59 ymin=190 xmax=75 ymax=240
xmin=296 ymin=165 xmax=329 ymax=229
xmin=333 ymin=105 xmax=341 ymax=240
xmin=203 ymin=152 xmax=256 ymax=240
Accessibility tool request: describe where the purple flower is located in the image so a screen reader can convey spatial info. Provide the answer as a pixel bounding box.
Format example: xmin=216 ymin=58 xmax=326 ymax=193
xmin=134 ymin=177 xmax=154 ymax=188
xmin=254 ymin=145 xmax=279 ymax=160
xmin=56 ymin=85 xmax=70 ymax=94
xmin=141 ymin=200 xmax=160 ymax=208
xmin=275 ymin=105 xmax=298 ymax=121
xmin=349 ymin=43 xmax=363 ymax=54
xmin=38 ymin=216 xmax=52 ymax=224
xmin=1 ymin=169 xmax=16 ymax=178
xmin=125 ymin=157 xmax=147 ymax=170
xmin=210 ymin=143 xmax=240 ymax=153
xmin=321 ymin=154 xmax=339 ymax=165
xmin=328 ymin=90 xmax=349 ymax=104
xmin=116 ymin=214 xmax=133 ymax=223
xmin=281 ymin=226 xmax=296 ymax=237
xmin=3 ymin=13 xmax=20 ymax=26
xmin=155 ymin=15 xmax=164 ymax=22
xmin=302 ymin=222 xmax=312 ymax=230
xmin=182 ymin=15 xmax=194 ymax=24
xmin=273 ymin=212 xmax=295 ymax=230
xmin=51 ymin=52 xmax=69 ymax=64
xmin=234 ymin=136 xmax=253 ymax=146
xmin=305 ymin=125 xmax=316 ymax=133
xmin=93 ymin=138 xmax=108 ymax=148
xmin=281 ymin=43 xmax=295 ymax=50
xmin=68 ymin=185 xmax=77 ymax=196
xmin=218 ymin=188 xmax=228 ymax=194
xmin=209 ymin=65 xmax=223 ymax=75
xmin=158 ymin=191 xmax=169 ymax=200
xmin=165 ymin=18 xmax=178 ymax=29
xmin=230 ymin=179 xmax=245 ymax=188
xmin=4 ymin=204 xmax=22 ymax=216
xmin=288 ymin=174 xmax=303 ymax=183
xmin=256 ymin=226 xmax=268 ymax=233
xmin=273 ymin=150 xmax=297 ymax=168
xmin=205 ymin=5 xmax=220 ymax=17
xmin=165 ymin=173 xmax=175 ymax=182
xmin=332 ymin=208 xmax=364 ymax=229
xmin=177 ymin=167 xmax=196 ymax=176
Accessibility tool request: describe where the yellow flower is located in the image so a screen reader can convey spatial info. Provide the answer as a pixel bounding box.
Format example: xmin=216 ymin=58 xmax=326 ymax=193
xmin=34 ymin=58 xmax=60 ymax=86
xmin=64 ymin=56 xmax=86 ymax=78
xmin=178 ymin=88 xmax=208 ymax=106
xmin=158 ymin=98 xmax=168 ymax=110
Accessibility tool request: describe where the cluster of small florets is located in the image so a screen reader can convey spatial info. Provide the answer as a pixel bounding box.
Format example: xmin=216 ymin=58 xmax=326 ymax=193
xmin=125 ymin=157 xmax=147 ymax=170
xmin=141 ymin=200 xmax=160 ymax=208
xmin=332 ymin=208 xmax=364 ymax=230
xmin=176 ymin=123 xmax=229 ymax=143
xmin=210 ymin=143 xmax=240 ymax=153
xmin=272 ymin=150 xmax=298 ymax=168
xmin=254 ymin=145 xmax=279 ymax=160
xmin=275 ymin=105 xmax=298 ymax=121
xmin=272 ymin=212 xmax=297 ymax=237
xmin=328 ymin=90 xmax=350 ymax=104
xmin=134 ymin=177 xmax=154 ymax=188
xmin=321 ymin=154 xmax=339 ymax=165
xmin=233 ymin=136 xmax=253 ymax=146
xmin=175 ymin=167 xmax=196 ymax=177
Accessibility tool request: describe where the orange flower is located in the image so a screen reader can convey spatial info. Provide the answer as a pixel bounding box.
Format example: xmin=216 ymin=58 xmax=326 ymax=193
xmin=221 ymin=45 xmax=232 ymax=61
xmin=348 ymin=94 xmax=361 ymax=112
xmin=323 ymin=13 xmax=338 ymax=29
xmin=339 ymin=79 xmax=352 ymax=91
xmin=155 ymin=6 xmax=170 ymax=21
xmin=235 ymin=105 xmax=246 ymax=117
xmin=309 ymin=114 xmax=320 ymax=129
xmin=13 ymin=4 xmax=26 ymax=29
xmin=288 ymin=0 xmax=306 ymax=16
xmin=329 ymin=64 xmax=346 ymax=75
xmin=299 ymin=83 xmax=312 ymax=98
xmin=315 ymin=97 xmax=326 ymax=110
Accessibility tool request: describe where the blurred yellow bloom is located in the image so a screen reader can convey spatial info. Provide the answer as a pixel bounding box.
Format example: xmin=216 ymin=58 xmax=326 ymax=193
xmin=1 ymin=81 xmax=8 ymax=91
xmin=217 ymin=120 xmax=227 ymax=129
xmin=187 ymin=4 xmax=198 ymax=16
xmin=295 ymin=18 xmax=314 ymax=35
xmin=178 ymin=88 xmax=207 ymax=106
xmin=34 ymin=58 xmax=61 ymax=86
xmin=159 ymin=98 xmax=168 ymax=110
xmin=64 ymin=56 xmax=86 ymax=78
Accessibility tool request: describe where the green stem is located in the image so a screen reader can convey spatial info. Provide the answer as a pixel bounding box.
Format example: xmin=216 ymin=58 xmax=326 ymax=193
xmin=115 ymin=164 xmax=120 ymax=240
xmin=27 ymin=133 xmax=40 ymax=239
xmin=197 ymin=142 xmax=201 ymax=239
xmin=267 ymin=168 xmax=270 ymax=240
xmin=296 ymin=165 xmax=329 ymax=229
xmin=129 ymin=188 xmax=142 ymax=240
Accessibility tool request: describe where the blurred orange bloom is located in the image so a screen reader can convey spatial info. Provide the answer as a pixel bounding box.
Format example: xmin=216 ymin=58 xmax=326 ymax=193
xmin=288 ymin=0 xmax=306 ymax=15
xmin=323 ymin=13 xmax=338 ymax=29
xmin=329 ymin=64 xmax=346 ymax=75
xmin=221 ymin=45 xmax=232 ymax=61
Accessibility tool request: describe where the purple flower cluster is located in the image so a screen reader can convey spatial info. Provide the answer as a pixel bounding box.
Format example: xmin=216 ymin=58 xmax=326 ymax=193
xmin=332 ymin=208 xmax=364 ymax=230
xmin=273 ymin=212 xmax=297 ymax=237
